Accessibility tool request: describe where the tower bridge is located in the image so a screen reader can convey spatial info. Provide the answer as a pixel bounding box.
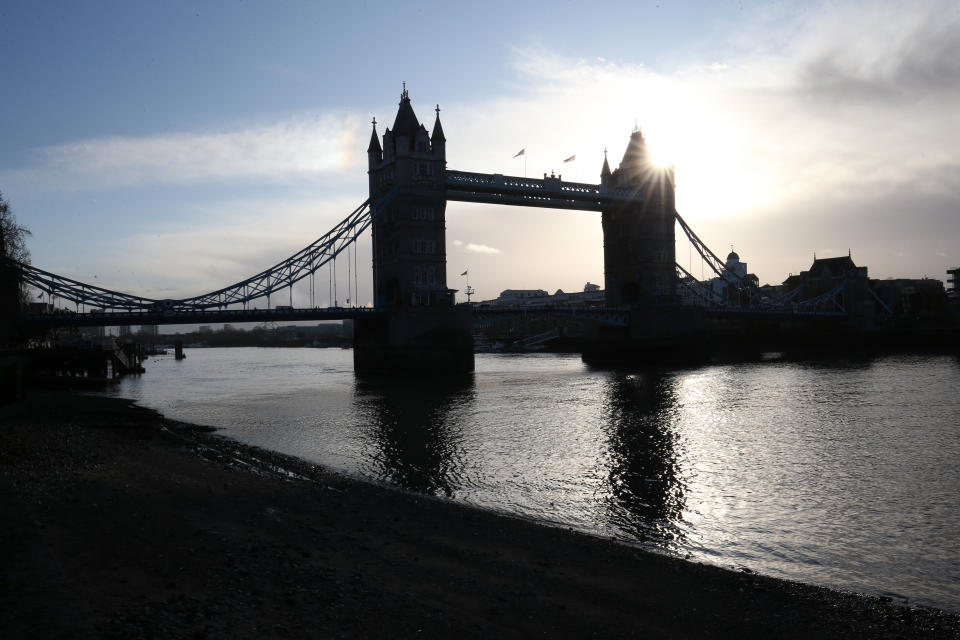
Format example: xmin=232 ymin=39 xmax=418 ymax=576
xmin=10 ymin=88 xmax=857 ymax=372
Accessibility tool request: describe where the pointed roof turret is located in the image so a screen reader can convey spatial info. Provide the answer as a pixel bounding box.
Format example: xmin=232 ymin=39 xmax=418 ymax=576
xmin=601 ymin=147 xmax=611 ymax=176
xmin=392 ymin=83 xmax=421 ymax=139
xmin=367 ymin=117 xmax=381 ymax=153
xmin=431 ymin=104 xmax=446 ymax=142
xmin=619 ymin=126 xmax=651 ymax=171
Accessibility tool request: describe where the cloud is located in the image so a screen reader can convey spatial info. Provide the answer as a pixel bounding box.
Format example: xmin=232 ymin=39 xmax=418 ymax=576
xmin=438 ymin=0 xmax=960 ymax=284
xmin=462 ymin=242 xmax=502 ymax=255
xmin=39 ymin=192 xmax=371 ymax=301
xmin=3 ymin=112 xmax=365 ymax=192
xmin=16 ymin=0 xmax=960 ymax=303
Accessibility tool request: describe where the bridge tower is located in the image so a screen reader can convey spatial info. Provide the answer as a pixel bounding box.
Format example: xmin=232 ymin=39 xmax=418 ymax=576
xmin=367 ymin=87 xmax=452 ymax=308
xmin=584 ymin=128 xmax=705 ymax=364
xmin=355 ymin=88 xmax=473 ymax=373
xmin=600 ymin=129 xmax=677 ymax=306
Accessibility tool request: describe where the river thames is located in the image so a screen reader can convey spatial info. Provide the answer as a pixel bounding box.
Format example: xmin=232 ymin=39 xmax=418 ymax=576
xmin=100 ymin=347 xmax=960 ymax=612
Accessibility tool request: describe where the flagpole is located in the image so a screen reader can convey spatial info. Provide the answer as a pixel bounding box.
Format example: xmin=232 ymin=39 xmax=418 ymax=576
xmin=460 ymin=269 xmax=473 ymax=303
xmin=514 ymin=148 xmax=526 ymax=178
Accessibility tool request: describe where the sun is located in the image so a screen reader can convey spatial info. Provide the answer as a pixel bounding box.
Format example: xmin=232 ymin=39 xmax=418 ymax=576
xmin=644 ymin=132 xmax=679 ymax=169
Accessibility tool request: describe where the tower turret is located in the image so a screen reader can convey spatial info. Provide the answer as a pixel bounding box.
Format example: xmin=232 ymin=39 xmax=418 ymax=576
xmin=367 ymin=118 xmax=382 ymax=169
xmin=431 ymin=104 xmax=446 ymax=157
xmin=600 ymin=147 xmax=612 ymax=187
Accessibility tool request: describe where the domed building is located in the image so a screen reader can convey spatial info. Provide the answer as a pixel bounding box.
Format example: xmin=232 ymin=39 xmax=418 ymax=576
xmin=709 ymin=248 xmax=759 ymax=304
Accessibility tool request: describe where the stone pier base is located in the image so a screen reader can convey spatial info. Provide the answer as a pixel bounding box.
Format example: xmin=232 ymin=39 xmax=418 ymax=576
xmin=582 ymin=305 xmax=707 ymax=366
xmin=353 ymin=305 xmax=474 ymax=374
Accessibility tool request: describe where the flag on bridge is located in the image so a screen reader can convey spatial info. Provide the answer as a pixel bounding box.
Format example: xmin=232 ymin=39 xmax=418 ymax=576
xmin=460 ymin=270 xmax=468 ymax=276
xmin=563 ymin=154 xmax=576 ymax=163
xmin=513 ymin=148 xmax=525 ymax=158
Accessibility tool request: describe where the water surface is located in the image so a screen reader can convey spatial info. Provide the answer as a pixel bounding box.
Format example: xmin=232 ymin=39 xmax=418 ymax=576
xmin=101 ymin=348 xmax=960 ymax=612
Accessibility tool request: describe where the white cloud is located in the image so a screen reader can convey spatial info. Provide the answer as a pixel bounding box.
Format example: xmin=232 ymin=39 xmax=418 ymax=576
xmin=43 ymin=192 xmax=371 ymax=302
xmin=4 ymin=112 xmax=365 ymax=191
xmin=436 ymin=0 xmax=960 ymax=284
xmin=17 ymin=0 xmax=960 ymax=302
xmin=463 ymin=242 xmax=502 ymax=255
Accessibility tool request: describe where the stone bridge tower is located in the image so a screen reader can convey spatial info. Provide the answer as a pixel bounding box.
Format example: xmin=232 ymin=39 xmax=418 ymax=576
xmin=600 ymin=129 xmax=677 ymax=306
xmin=367 ymin=87 xmax=451 ymax=308
xmin=355 ymin=89 xmax=473 ymax=373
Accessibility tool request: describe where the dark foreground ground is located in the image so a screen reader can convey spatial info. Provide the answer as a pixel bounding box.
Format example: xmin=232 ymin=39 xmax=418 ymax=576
xmin=2 ymin=391 xmax=958 ymax=639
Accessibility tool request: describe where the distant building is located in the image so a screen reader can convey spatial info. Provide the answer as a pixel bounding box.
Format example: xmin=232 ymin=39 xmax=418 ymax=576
xmin=710 ymin=251 xmax=760 ymax=304
xmin=782 ymin=255 xmax=867 ymax=295
xmin=781 ymin=255 xmax=873 ymax=316
xmin=495 ymin=289 xmax=549 ymax=304
xmin=482 ymin=284 xmax=605 ymax=307
xmin=947 ymin=267 xmax=959 ymax=299
xmin=677 ymin=250 xmax=760 ymax=306
xmin=197 ymin=326 xmax=212 ymax=334
xmin=871 ymin=278 xmax=947 ymax=317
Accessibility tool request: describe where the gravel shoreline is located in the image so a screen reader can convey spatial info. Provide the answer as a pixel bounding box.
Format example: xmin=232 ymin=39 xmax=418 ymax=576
xmin=2 ymin=390 xmax=958 ymax=639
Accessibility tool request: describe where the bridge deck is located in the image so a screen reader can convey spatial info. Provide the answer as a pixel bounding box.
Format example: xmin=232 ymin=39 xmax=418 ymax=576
xmin=25 ymin=303 xmax=846 ymax=329
xmin=444 ymin=170 xmax=638 ymax=211
xmin=24 ymin=307 xmax=385 ymax=329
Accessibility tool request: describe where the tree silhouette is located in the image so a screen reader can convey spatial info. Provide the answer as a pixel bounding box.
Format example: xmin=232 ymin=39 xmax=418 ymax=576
xmin=0 ymin=191 xmax=31 ymax=345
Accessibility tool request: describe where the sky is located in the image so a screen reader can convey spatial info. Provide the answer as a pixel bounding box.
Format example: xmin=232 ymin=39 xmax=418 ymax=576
xmin=2 ymin=0 xmax=958 ymax=308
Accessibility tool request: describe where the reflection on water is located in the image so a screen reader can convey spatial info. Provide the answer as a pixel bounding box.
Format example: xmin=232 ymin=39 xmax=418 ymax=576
xmin=354 ymin=375 xmax=475 ymax=496
xmin=600 ymin=373 xmax=687 ymax=546
xmin=98 ymin=348 xmax=960 ymax=613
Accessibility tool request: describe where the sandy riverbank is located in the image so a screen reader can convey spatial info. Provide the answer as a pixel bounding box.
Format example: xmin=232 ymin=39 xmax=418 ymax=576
xmin=1 ymin=390 xmax=958 ymax=639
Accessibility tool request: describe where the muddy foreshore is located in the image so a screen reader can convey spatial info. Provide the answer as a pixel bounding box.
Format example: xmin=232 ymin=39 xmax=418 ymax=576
xmin=1 ymin=390 xmax=958 ymax=639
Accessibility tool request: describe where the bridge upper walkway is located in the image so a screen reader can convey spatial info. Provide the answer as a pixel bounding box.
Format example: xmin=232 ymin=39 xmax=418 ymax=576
xmin=445 ymin=170 xmax=635 ymax=211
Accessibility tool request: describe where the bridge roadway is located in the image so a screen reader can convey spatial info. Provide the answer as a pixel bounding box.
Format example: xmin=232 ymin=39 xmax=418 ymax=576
xmin=25 ymin=303 xmax=844 ymax=330
xmin=23 ymin=306 xmax=385 ymax=329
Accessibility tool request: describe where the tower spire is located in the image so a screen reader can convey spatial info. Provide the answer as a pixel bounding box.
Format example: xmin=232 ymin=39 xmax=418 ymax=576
xmin=367 ymin=116 xmax=381 ymax=153
xmin=431 ymin=103 xmax=446 ymax=142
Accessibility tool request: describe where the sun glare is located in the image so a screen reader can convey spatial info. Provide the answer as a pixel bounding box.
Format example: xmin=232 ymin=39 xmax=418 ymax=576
xmin=647 ymin=140 xmax=676 ymax=169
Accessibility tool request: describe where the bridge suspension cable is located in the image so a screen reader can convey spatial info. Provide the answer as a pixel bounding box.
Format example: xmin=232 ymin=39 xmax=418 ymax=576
xmin=674 ymin=209 xmax=809 ymax=309
xmin=9 ymin=186 xmax=398 ymax=313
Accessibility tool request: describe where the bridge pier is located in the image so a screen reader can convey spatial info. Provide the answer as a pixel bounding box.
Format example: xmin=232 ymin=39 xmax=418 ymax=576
xmin=358 ymin=88 xmax=474 ymax=373
xmin=353 ymin=306 xmax=474 ymax=374
xmin=582 ymin=305 xmax=707 ymax=365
